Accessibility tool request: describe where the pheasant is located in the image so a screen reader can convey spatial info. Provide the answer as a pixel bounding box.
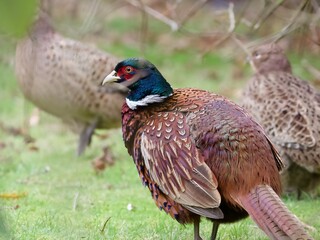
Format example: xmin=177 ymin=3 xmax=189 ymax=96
xmin=15 ymin=12 xmax=127 ymax=155
xmin=242 ymin=43 xmax=320 ymax=197
xmin=102 ymin=58 xmax=313 ymax=240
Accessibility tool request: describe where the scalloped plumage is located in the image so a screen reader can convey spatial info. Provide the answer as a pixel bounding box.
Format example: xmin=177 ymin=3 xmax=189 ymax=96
xmin=15 ymin=12 xmax=127 ymax=155
xmin=242 ymin=43 xmax=320 ymax=197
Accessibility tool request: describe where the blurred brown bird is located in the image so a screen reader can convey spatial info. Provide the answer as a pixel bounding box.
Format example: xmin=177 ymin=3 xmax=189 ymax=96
xmin=15 ymin=12 xmax=127 ymax=155
xmin=102 ymin=57 xmax=313 ymax=240
xmin=242 ymin=43 xmax=320 ymax=197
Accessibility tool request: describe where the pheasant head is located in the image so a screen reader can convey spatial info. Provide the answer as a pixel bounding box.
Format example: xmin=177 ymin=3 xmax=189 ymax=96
xmin=103 ymin=58 xmax=173 ymax=110
xmin=249 ymin=43 xmax=292 ymax=74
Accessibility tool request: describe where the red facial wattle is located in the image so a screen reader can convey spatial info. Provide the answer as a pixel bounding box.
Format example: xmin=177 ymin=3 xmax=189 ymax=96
xmin=117 ymin=66 xmax=136 ymax=81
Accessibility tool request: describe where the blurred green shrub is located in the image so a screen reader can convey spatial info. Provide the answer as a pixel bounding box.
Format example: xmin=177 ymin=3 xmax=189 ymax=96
xmin=0 ymin=0 xmax=38 ymax=37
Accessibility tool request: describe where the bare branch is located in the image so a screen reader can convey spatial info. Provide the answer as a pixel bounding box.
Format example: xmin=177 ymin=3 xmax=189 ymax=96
xmin=228 ymin=2 xmax=235 ymax=32
xmin=245 ymin=0 xmax=312 ymax=49
xmin=252 ymin=0 xmax=285 ymax=30
xmin=125 ymin=0 xmax=178 ymax=31
xmin=79 ymin=0 xmax=101 ymax=35
xmin=136 ymin=0 xmax=149 ymax=54
xmin=309 ymin=4 xmax=320 ymax=45
xmin=177 ymin=0 xmax=208 ymax=29
xmin=273 ymin=0 xmax=311 ymax=41
xmin=231 ymin=34 xmax=251 ymax=57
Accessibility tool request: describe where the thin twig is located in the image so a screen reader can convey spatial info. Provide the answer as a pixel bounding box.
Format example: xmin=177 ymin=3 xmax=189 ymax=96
xmin=137 ymin=0 xmax=148 ymax=54
xmin=309 ymin=4 xmax=320 ymax=45
xmin=72 ymin=192 xmax=79 ymax=211
xmin=177 ymin=0 xmax=208 ymax=29
xmin=227 ymin=2 xmax=235 ymax=33
xmin=245 ymin=0 xmax=312 ymax=49
xmin=125 ymin=0 xmax=178 ymax=31
xmin=166 ymin=0 xmax=180 ymax=20
xmin=79 ymin=0 xmax=101 ymax=35
xmin=200 ymin=2 xmax=238 ymax=58
xmin=231 ymin=35 xmax=251 ymax=57
xmin=236 ymin=0 xmax=255 ymax=28
xmin=252 ymin=0 xmax=285 ymax=30
xmin=100 ymin=217 xmax=111 ymax=233
xmin=273 ymin=0 xmax=311 ymax=42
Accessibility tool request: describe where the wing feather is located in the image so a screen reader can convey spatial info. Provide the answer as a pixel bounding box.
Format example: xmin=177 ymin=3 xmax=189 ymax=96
xmin=139 ymin=112 xmax=222 ymax=219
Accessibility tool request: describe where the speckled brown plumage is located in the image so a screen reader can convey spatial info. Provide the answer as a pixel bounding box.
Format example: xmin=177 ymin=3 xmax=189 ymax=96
xmin=15 ymin=12 xmax=126 ymax=155
xmin=242 ymin=43 xmax=320 ymax=197
xmin=103 ymin=58 xmax=313 ymax=239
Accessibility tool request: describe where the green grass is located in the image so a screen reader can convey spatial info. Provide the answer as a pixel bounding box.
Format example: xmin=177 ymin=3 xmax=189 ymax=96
xmin=1 ymin=7 xmax=320 ymax=240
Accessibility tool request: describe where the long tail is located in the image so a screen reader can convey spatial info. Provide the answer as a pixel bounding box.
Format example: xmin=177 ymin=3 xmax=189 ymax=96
xmin=238 ymin=185 xmax=313 ymax=240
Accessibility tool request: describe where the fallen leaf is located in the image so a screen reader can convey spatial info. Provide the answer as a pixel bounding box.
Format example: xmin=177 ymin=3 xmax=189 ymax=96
xmin=91 ymin=146 xmax=115 ymax=173
xmin=0 ymin=192 xmax=27 ymax=199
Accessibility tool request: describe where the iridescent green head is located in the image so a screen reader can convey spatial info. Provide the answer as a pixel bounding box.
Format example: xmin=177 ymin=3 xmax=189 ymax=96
xmin=103 ymin=58 xmax=173 ymax=109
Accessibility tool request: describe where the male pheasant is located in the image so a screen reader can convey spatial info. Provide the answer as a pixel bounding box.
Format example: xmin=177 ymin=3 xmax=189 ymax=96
xmin=15 ymin=12 xmax=126 ymax=155
xmin=102 ymin=58 xmax=313 ymax=240
xmin=242 ymin=43 xmax=320 ymax=197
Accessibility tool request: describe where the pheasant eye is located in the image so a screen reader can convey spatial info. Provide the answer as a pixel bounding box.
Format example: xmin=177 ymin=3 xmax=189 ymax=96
xmin=252 ymin=51 xmax=261 ymax=59
xmin=125 ymin=66 xmax=133 ymax=73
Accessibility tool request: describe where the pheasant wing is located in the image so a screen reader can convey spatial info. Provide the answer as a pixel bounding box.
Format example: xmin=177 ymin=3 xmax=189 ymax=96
xmin=139 ymin=111 xmax=222 ymax=219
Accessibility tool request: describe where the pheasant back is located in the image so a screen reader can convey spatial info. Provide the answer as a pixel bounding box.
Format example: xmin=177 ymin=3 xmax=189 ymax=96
xmin=242 ymin=71 xmax=320 ymax=174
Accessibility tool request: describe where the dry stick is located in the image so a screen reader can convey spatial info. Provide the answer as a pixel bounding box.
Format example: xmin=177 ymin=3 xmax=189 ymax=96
xmin=78 ymin=0 xmax=101 ymax=35
xmin=126 ymin=0 xmax=208 ymax=32
xmin=246 ymin=24 xmax=302 ymax=50
xmin=176 ymin=0 xmax=208 ymax=29
xmin=291 ymin=0 xmax=316 ymax=51
xmin=184 ymin=0 xmax=250 ymax=36
xmin=127 ymin=0 xmax=217 ymax=37
xmin=167 ymin=0 xmax=181 ymax=20
xmin=203 ymin=1 xmax=270 ymax=59
xmin=136 ymin=0 xmax=148 ymax=55
xmin=78 ymin=0 xmax=124 ymax=36
xmin=310 ymin=6 xmax=320 ymax=44
xmin=227 ymin=2 xmax=235 ymax=33
xmin=271 ymin=0 xmax=311 ymax=42
xmin=201 ymin=0 xmax=264 ymax=58
xmin=231 ymin=35 xmax=251 ymax=58
xmin=246 ymin=0 xmax=311 ymax=49
xmin=237 ymin=0 xmax=257 ymax=28
xmin=251 ymin=0 xmax=285 ymax=31
xmin=100 ymin=217 xmax=111 ymax=233
xmin=200 ymin=2 xmax=238 ymax=58
xmin=210 ymin=2 xmax=236 ymax=46
xmin=125 ymin=0 xmax=178 ymax=31
xmin=72 ymin=192 xmax=79 ymax=211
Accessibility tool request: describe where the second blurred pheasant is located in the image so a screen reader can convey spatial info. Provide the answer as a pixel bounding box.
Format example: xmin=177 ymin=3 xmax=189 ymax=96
xmin=242 ymin=43 xmax=320 ymax=197
xmin=15 ymin=12 xmax=127 ymax=155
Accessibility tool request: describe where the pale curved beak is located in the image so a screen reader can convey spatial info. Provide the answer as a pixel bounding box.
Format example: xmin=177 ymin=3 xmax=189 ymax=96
xmin=102 ymin=70 xmax=121 ymax=85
